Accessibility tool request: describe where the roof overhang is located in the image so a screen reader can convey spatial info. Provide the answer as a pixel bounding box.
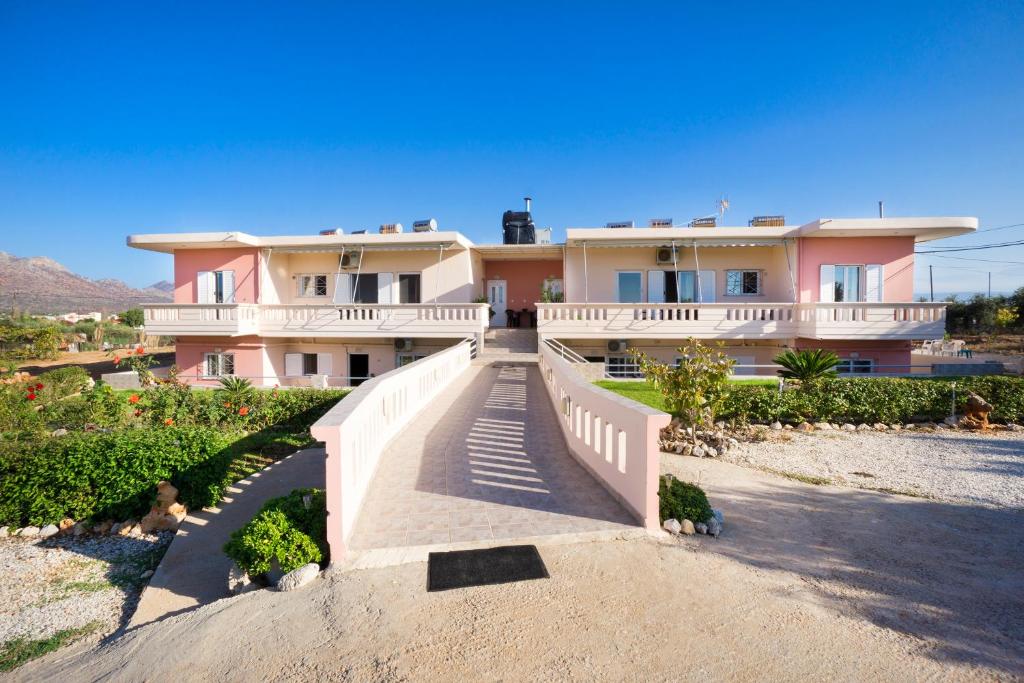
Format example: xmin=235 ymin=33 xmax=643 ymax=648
xmin=126 ymin=230 xmax=474 ymax=254
xmin=565 ymin=227 xmax=793 ymax=248
xmin=797 ymin=217 xmax=978 ymax=242
xmin=473 ymin=244 xmax=564 ymax=260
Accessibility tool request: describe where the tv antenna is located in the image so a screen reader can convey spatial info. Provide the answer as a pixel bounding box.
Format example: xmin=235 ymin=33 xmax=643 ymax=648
xmin=717 ymin=195 xmax=730 ymax=218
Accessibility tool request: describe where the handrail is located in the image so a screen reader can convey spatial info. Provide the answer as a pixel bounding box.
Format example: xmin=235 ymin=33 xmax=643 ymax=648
xmin=542 ymin=337 xmax=588 ymax=364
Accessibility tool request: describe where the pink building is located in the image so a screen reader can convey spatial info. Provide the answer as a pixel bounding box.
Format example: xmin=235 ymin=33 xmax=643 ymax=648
xmin=129 ymin=215 xmax=976 ymax=384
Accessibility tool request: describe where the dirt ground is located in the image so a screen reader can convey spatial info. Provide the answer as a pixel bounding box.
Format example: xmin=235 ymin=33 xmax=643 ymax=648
xmin=14 ymin=456 xmax=1022 ymax=682
xmin=17 ymin=346 xmax=175 ymax=380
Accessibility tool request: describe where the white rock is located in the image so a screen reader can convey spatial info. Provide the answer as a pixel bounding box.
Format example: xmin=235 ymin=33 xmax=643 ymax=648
xmin=38 ymin=524 xmax=59 ymax=538
xmin=228 ymin=562 xmax=256 ymax=594
xmin=680 ymin=519 xmax=696 ymax=535
xmin=782 ymin=424 xmax=793 ymax=430
xmin=276 ymin=563 xmax=319 ymax=592
xmin=707 ymin=517 xmax=722 ymax=537
xmin=51 ymin=428 xmax=68 ymax=437
xmin=943 ymin=416 xmax=959 ymax=427
xmin=841 ymin=423 xmax=856 ymax=431
xmin=18 ymin=526 xmax=40 ymax=538
xmin=814 ymin=422 xmax=833 ymax=430
xmin=694 ymin=522 xmax=708 ymax=535
xmin=711 ymin=509 xmax=724 ymax=525
xmin=856 ymin=423 xmax=872 ymax=431
xmin=0 ymin=526 xmax=8 ymax=538
xmin=110 ymin=522 xmax=124 ymax=535
xmin=704 ymin=446 xmax=718 ymax=458
xmin=140 ymin=569 xmax=154 ymax=579
xmin=692 ymin=446 xmax=705 ymax=458
xmin=663 ymin=518 xmax=682 ymax=534
xmin=72 ymin=522 xmax=89 ymax=536
xmin=889 ymin=424 xmax=902 ymax=432
xmin=873 ymin=423 xmax=888 ymax=431
xmin=770 ymin=421 xmax=783 ymax=430
xmin=1007 ymin=423 xmax=1024 ymax=432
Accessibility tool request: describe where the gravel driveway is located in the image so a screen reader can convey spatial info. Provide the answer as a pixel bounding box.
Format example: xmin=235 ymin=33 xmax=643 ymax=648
xmin=724 ymin=429 xmax=1024 ymax=508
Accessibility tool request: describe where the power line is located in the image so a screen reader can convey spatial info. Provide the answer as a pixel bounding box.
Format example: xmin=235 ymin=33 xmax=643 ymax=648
xmin=916 ymin=239 xmax=1024 ymax=254
xmin=924 ymin=254 xmax=1024 ymax=265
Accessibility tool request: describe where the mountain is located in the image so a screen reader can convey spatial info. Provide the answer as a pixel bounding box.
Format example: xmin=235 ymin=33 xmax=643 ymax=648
xmin=0 ymin=252 xmax=172 ymax=314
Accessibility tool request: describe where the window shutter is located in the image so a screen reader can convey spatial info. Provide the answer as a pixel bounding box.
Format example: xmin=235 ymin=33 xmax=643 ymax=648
xmin=284 ymin=353 xmax=303 ymax=378
xmin=197 ymin=272 xmax=213 ymax=304
xmin=819 ymin=265 xmax=835 ymax=302
xmin=221 ymin=271 xmax=236 ymax=303
xmin=377 ymin=272 xmax=393 ymax=305
xmin=865 ymin=264 xmax=883 ymax=302
xmin=698 ymin=270 xmax=716 ymax=303
xmin=647 ymin=271 xmax=666 ymax=303
xmin=316 ymin=352 xmax=333 ymax=377
xmin=332 ymin=273 xmax=351 ymax=304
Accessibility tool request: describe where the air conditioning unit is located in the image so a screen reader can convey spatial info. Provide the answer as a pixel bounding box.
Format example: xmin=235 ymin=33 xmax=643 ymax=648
xmin=648 ymin=218 xmax=673 ymax=228
xmin=606 ymin=220 xmax=635 ymax=229
xmin=607 ymin=339 xmax=629 ymax=353
xmin=655 ymin=247 xmax=678 ymax=265
xmin=689 ymin=217 xmax=717 ymax=228
xmin=319 ymin=228 xmax=343 ymax=236
xmin=379 ymin=223 xmax=403 ymax=234
xmin=339 ymin=252 xmax=361 ymax=269
xmin=394 ymin=338 xmax=414 ymax=351
xmin=412 ymin=218 xmax=438 ymax=232
xmin=749 ymin=215 xmax=785 ymax=227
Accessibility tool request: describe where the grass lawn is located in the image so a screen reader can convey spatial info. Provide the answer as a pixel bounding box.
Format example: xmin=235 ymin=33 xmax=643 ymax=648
xmin=0 ymin=622 xmax=101 ymax=672
xmin=596 ymin=377 xmax=778 ymax=413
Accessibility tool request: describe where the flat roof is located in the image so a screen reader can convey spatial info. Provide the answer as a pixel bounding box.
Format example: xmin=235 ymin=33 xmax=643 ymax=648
xmin=126 ymin=230 xmax=474 ymax=254
xmin=473 ymin=244 xmax=564 ymax=259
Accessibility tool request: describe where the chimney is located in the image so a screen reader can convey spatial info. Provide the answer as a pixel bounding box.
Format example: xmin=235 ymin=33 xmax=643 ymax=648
xmin=524 ymin=196 xmax=532 ymax=213
xmin=878 ymin=200 xmax=884 ymax=218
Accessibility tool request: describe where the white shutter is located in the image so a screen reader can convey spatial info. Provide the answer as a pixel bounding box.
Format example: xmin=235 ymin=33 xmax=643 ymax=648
xmin=284 ymin=353 xmax=303 ymax=378
xmin=332 ymin=273 xmax=351 ymax=304
xmin=647 ymin=270 xmax=666 ymax=303
xmin=865 ymin=264 xmax=883 ymax=302
xmin=197 ymin=272 xmax=213 ymax=304
xmin=819 ymin=265 xmax=835 ymax=302
xmin=221 ymin=270 xmax=236 ymax=303
xmin=377 ymin=272 xmax=393 ymax=305
xmin=316 ymin=352 xmax=333 ymax=377
xmin=698 ymin=270 xmax=716 ymax=303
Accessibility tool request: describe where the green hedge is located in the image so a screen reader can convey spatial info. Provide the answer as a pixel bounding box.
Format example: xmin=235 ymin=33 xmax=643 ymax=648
xmin=224 ymin=488 xmax=327 ymax=576
xmin=720 ymin=376 xmax=1024 ymax=425
xmin=0 ymin=426 xmax=233 ymax=527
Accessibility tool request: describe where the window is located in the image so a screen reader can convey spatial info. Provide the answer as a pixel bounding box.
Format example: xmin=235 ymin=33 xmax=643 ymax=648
xmin=396 ymin=353 xmax=426 ymax=367
xmin=606 ymin=355 xmax=643 ymax=379
xmin=350 ymin=273 xmax=379 ymax=303
xmin=285 ymin=352 xmax=332 ymax=377
xmin=836 ymin=358 xmax=873 ymax=374
xmin=298 ymin=274 xmax=328 ymax=298
xmin=616 ymin=272 xmax=643 ymax=303
xmin=726 ymin=270 xmax=762 ymax=296
xmin=833 ymin=265 xmax=861 ymax=303
xmin=203 ymin=352 xmax=235 ymax=378
xmin=197 ymin=271 xmax=235 ymax=304
xmin=398 ymin=273 xmax=421 ymax=304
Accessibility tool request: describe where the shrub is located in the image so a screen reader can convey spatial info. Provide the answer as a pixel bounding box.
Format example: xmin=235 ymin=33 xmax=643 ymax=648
xmin=658 ymin=476 xmax=712 ymax=525
xmin=224 ymin=488 xmax=327 ymax=576
xmin=0 ymin=384 xmax=46 ymax=441
xmin=773 ymin=349 xmax=839 ymax=383
xmin=0 ymin=426 xmax=232 ymax=526
xmin=36 ymin=366 xmax=91 ymax=402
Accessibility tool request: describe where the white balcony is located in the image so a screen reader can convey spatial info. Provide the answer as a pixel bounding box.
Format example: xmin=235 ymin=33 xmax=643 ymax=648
xmin=536 ymin=302 xmax=947 ymax=340
xmin=143 ymin=303 xmax=491 ymax=339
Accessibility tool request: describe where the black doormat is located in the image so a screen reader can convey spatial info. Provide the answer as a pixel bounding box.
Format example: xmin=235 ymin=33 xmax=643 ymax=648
xmin=427 ymin=545 xmax=549 ymax=592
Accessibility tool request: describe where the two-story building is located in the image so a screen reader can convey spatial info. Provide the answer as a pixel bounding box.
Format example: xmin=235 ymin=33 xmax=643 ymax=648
xmin=129 ymin=215 xmax=976 ymax=384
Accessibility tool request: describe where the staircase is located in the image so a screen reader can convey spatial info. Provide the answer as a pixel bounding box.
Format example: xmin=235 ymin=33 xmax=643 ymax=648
xmin=477 ymin=328 xmax=539 ymax=364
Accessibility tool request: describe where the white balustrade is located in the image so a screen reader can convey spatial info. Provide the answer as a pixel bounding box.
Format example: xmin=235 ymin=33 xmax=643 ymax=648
xmin=310 ymin=340 xmax=474 ymax=563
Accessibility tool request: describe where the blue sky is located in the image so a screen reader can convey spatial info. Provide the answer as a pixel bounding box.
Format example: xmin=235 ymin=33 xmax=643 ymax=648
xmin=1 ymin=1 xmax=1022 ymax=297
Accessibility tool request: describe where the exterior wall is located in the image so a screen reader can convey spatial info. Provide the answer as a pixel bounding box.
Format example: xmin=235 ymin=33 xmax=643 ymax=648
xmin=795 ymin=338 xmax=913 ymax=372
xmin=797 ymin=237 xmax=915 ymax=303
xmin=563 ymin=245 xmax=795 ymax=303
xmin=173 ymin=248 xmax=261 ymax=304
xmin=563 ymin=338 xmax=786 ymax=375
xmin=174 ymin=336 xmax=265 ymax=383
xmin=483 ymin=259 xmax=564 ymax=312
xmin=264 ymin=247 xmax=478 ymax=305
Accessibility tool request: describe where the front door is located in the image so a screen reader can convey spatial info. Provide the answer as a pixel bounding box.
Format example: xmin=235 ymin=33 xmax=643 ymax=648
xmin=487 ymin=280 xmax=507 ymax=327
xmin=348 ymin=353 xmax=370 ymax=387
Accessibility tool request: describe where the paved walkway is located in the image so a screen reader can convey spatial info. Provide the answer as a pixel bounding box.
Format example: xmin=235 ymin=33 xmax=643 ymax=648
xmin=129 ymin=447 xmax=326 ymax=627
xmin=347 ymin=361 xmax=637 ymax=556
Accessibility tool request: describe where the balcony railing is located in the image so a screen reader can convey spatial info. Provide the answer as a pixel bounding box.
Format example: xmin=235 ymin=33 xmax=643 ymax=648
xmin=537 ymin=302 xmax=947 ymax=340
xmin=143 ymin=303 xmax=491 ymax=338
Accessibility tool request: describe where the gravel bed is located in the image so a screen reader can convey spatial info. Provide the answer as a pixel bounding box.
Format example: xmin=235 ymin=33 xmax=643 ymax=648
xmin=723 ymin=429 xmax=1024 ymax=508
xmin=0 ymin=532 xmax=173 ymax=644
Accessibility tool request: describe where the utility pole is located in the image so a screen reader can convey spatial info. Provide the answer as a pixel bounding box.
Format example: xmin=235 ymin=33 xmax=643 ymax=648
xmin=929 ymin=265 xmax=934 ymax=302
xmin=988 ymin=272 xmax=992 ymax=298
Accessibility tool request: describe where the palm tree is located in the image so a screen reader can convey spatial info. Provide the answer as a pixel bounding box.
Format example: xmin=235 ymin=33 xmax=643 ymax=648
xmin=773 ymin=349 xmax=840 ymax=382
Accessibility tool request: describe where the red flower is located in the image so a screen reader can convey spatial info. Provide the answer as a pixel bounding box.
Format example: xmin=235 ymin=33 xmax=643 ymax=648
xmin=26 ymin=393 xmax=36 ymax=401
xmin=129 ymin=394 xmax=140 ymax=404
xmin=35 ymin=383 xmax=43 ymax=390
xmin=133 ymin=409 xmax=142 ymax=417
xmin=223 ymin=401 xmax=232 ymax=408
xmin=238 ymin=406 xmax=249 ymax=416
xmin=164 ymin=418 xmax=174 ymax=426
xmin=135 ymin=346 xmax=145 ymax=355
xmin=113 ymin=355 xmax=121 ymax=365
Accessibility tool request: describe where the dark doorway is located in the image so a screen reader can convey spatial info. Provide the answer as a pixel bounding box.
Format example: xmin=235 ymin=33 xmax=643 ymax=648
xmin=349 ymin=354 xmax=370 ymax=386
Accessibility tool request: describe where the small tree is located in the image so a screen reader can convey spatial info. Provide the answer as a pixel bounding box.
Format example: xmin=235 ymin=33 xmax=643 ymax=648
xmin=995 ymin=307 xmax=1018 ymax=330
xmin=120 ymin=308 xmax=145 ymax=328
xmin=632 ymin=338 xmax=735 ymax=444
xmin=773 ymin=349 xmax=840 ymax=383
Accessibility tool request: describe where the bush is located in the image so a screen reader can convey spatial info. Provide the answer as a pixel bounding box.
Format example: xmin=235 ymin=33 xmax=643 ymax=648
xmin=658 ymin=477 xmax=712 ymax=525
xmin=36 ymin=366 xmax=91 ymax=403
xmin=0 ymin=426 xmax=232 ymax=526
xmin=720 ymin=375 xmax=1024 ymax=425
xmin=224 ymin=488 xmax=327 ymax=576
xmin=0 ymin=384 xmax=46 ymax=442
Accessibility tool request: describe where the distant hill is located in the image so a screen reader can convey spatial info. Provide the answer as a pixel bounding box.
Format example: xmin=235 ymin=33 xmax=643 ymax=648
xmin=0 ymin=252 xmax=172 ymax=314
